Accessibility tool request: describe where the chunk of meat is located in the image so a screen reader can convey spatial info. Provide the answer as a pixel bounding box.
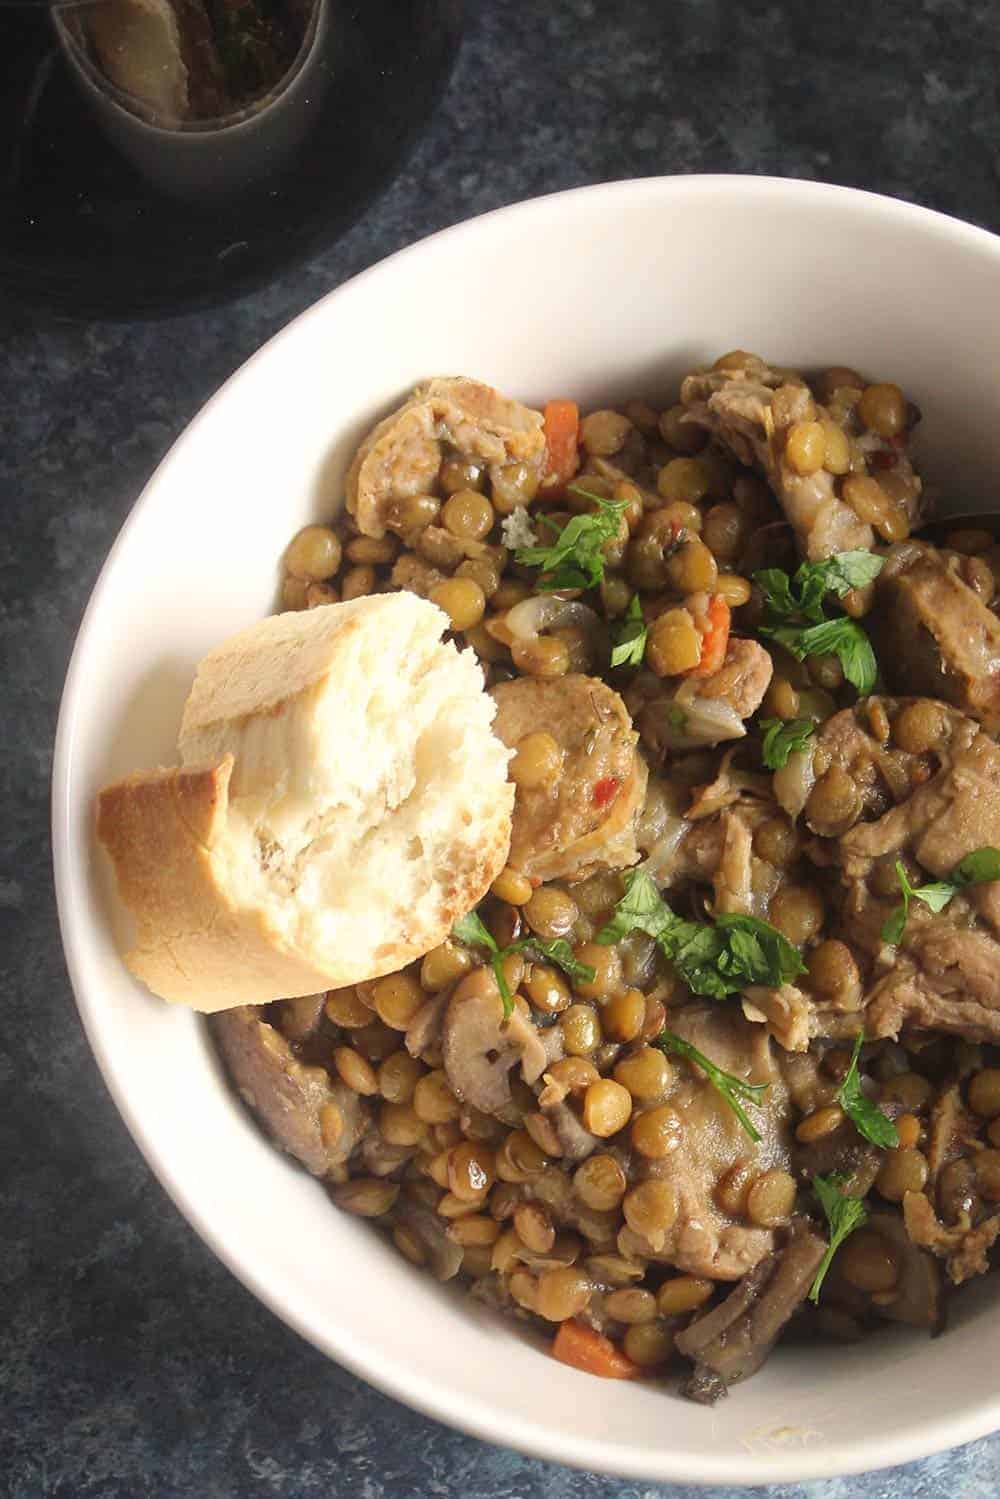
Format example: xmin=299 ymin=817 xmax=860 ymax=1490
xmin=637 ymin=768 xmax=778 ymax=923
xmin=871 ymin=543 xmax=1000 ymax=729
xmin=742 ymin=970 xmax=868 ymax=1053
xmin=741 ymin=983 xmax=815 ymax=1053
xmin=346 ymin=378 xmax=545 ymax=538
xmin=676 ymin=1218 xmax=826 ymax=1403
xmin=490 ymin=674 xmax=648 ymax=881
xmin=682 ymin=367 xmax=872 ymax=560
xmin=712 ymin=807 xmax=755 ymax=915
xmin=862 ymin=923 xmax=1000 ymax=1044
xmin=685 ymin=747 xmax=773 ymax=823
xmin=836 ymin=723 xmax=1000 ymax=896
xmin=903 ymin=1191 xmax=1000 ymax=1286
xmin=680 ymin=360 xmax=925 ymax=560
xmin=926 ymin=1083 xmax=980 ymax=1195
xmin=830 ymin=708 xmax=1000 ymax=1042
xmin=212 ymin=1006 xmax=369 ymax=1175
xmin=617 ymin=1006 xmax=793 ymax=1280
xmin=809 ymin=696 xmax=972 ymax=835
xmin=636 ymin=639 xmax=773 ymax=755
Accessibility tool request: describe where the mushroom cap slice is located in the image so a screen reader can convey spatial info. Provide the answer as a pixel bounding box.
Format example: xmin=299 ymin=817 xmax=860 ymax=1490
xmin=866 ymin=1212 xmax=943 ymax=1332
xmin=441 ymin=969 xmax=548 ymax=1118
xmin=392 ymin=1191 xmax=463 ymax=1281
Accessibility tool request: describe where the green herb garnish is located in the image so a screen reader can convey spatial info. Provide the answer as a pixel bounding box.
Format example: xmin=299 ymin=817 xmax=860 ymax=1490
xmin=754 ymin=550 xmax=885 ymax=696
xmin=595 ymin=870 xmax=805 ymax=1000
xmin=610 ymin=592 xmax=647 ymax=668
xmin=452 ymin=911 xmax=514 ymax=1014
xmin=595 ymin=867 xmax=677 ymax=945
xmin=507 ymin=934 xmax=596 ymax=987
xmin=452 ymin=909 xmax=596 ymax=1018
xmin=515 ymin=488 xmax=627 ymax=591
xmin=880 ymin=847 xmax=1000 ymax=945
xmin=808 ymin=1173 xmax=869 ymax=1303
xmin=765 ymin=617 xmax=879 ymax=697
xmin=836 ymin=1032 xmax=899 ymax=1149
xmin=792 ymin=550 xmax=886 ymax=604
xmin=654 ymin=1027 xmax=769 ymax=1143
xmin=759 ymin=717 xmax=816 ymax=770
xmin=954 ymin=848 xmax=1000 ymax=884
xmin=708 ymin=913 xmax=806 ymax=989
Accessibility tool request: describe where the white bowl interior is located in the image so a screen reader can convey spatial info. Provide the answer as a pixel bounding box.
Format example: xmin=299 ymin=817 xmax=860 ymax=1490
xmin=54 ymin=177 xmax=1000 ymax=1486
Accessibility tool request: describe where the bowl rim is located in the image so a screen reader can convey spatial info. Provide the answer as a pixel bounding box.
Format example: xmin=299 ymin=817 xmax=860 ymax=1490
xmin=52 ymin=173 xmax=1000 ymax=1486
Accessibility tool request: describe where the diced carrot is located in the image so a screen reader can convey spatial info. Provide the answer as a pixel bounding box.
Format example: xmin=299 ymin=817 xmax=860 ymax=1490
xmin=689 ymin=593 xmax=731 ymax=677
xmin=539 ymin=400 xmax=580 ymax=496
xmin=551 ymin=1319 xmax=642 ymax=1379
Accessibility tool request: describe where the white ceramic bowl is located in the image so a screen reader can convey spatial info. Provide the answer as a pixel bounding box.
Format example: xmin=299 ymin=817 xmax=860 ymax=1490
xmin=53 ymin=177 xmax=1000 ymax=1486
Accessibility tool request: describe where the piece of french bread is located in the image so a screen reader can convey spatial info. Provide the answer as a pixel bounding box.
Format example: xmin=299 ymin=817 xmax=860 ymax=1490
xmin=96 ymin=593 xmax=514 ymax=1011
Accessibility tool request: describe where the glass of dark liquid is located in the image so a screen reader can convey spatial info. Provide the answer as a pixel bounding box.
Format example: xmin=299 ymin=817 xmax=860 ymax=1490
xmin=1 ymin=0 xmax=462 ymax=317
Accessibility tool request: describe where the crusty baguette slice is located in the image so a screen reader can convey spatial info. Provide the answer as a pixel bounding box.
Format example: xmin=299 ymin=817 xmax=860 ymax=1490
xmin=96 ymin=593 xmax=514 ymax=1011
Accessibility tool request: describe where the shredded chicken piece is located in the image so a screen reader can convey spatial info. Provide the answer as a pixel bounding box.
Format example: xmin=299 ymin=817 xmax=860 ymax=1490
xmin=680 ymin=357 xmax=926 ymax=560
xmin=903 ymin=1192 xmax=1000 ymax=1285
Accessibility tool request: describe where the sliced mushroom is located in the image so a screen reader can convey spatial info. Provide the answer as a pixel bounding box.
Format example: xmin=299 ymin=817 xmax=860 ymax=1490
xmin=391 ymin=1191 xmax=464 ymax=1281
xmin=442 ymin=968 xmax=549 ymax=1118
xmin=936 ymin=1155 xmax=980 ymax=1226
xmin=676 ymin=1218 xmax=826 ymax=1403
xmin=538 ymin=1023 xmax=565 ymax=1070
xmin=541 ymin=1098 xmax=602 ymax=1163
xmin=346 ymin=377 xmax=545 ymax=538
xmin=866 ymin=1213 xmax=943 ymax=1332
xmin=791 ymin=1115 xmax=883 ymax=1198
xmin=361 ymin=1132 xmax=418 ymax=1178
xmin=527 ymin=1166 xmax=621 ymax=1246
xmin=510 ymin=1233 xmax=581 ymax=1272
xmin=404 ymin=991 xmax=449 ymax=1059
xmin=211 ymin=1006 xmax=369 ymax=1176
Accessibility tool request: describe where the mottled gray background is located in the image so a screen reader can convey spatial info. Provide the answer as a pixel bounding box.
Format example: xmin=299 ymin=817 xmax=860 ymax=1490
xmin=4 ymin=0 xmax=1000 ymax=1495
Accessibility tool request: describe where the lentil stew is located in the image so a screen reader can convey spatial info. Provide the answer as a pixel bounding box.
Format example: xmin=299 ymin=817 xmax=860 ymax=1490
xmin=212 ymin=354 xmax=1000 ymax=1403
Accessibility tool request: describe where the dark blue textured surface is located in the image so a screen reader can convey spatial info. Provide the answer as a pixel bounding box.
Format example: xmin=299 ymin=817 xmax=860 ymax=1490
xmin=5 ymin=1 xmax=1000 ymax=1493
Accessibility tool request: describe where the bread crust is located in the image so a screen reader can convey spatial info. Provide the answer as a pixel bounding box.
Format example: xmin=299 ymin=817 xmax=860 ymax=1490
xmin=96 ymin=758 xmax=349 ymax=1009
